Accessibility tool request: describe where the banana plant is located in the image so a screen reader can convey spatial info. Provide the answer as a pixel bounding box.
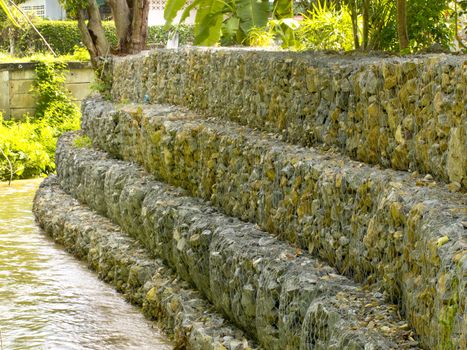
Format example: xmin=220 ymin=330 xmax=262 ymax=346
xmin=0 ymin=0 xmax=20 ymax=27
xmin=164 ymin=0 xmax=293 ymax=46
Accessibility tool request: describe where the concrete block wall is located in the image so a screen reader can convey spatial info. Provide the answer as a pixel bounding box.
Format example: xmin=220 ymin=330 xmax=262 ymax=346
xmin=0 ymin=61 xmax=93 ymax=119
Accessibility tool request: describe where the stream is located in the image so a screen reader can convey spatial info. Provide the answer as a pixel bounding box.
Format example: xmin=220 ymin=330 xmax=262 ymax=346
xmin=0 ymin=179 xmax=172 ymax=350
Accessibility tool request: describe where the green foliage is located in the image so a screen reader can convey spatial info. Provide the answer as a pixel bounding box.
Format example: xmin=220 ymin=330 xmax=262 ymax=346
xmin=0 ymin=20 xmax=193 ymax=55
xmin=297 ymin=1 xmax=355 ymax=51
xmin=0 ymin=58 xmax=80 ymax=181
xmin=90 ymin=70 xmax=112 ymax=100
xmin=165 ymin=0 xmax=278 ymax=45
xmin=246 ymin=26 xmax=275 ymax=46
xmin=236 ymin=0 xmax=269 ymax=35
xmin=149 ymin=24 xmax=194 ymax=46
xmin=32 ymin=60 xmax=80 ymax=129
xmin=193 ymin=0 xmax=225 ymax=45
xmin=0 ymin=46 xmax=89 ymax=63
xmin=164 ymin=0 xmax=187 ymax=24
xmin=0 ymin=20 xmax=115 ymax=55
xmin=268 ymin=17 xmax=300 ymax=48
xmin=367 ymin=0 xmax=454 ymax=51
xmin=0 ymin=115 xmax=54 ymax=180
xmin=73 ymin=134 xmax=92 ymax=148
xmin=161 ymin=0 xmax=458 ymax=52
xmin=406 ymin=0 xmax=453 ymax=51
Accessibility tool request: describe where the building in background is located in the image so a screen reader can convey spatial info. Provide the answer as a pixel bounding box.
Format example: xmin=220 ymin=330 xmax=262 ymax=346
xmin=19 ymin=0 xmax=66 ymax=20
xmin=18 ymin=0 xmax=194 ymax=25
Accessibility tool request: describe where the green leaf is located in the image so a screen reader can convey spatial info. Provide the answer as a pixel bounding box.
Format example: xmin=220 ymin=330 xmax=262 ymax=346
xmin=236 ymin=0 xmax=269 ymax=34
xmin=194 ymin=0 xmax=225 ymax=46
xmin=222 ymin=16 xmax=240 ymax=41
xmin=0 ymin=0 xmax=20 ymax=27
xmin=164 ymin=0 xmax=188 ymax=26
xmin=272 ymin=0 xmax=293 ymax=19
xmin=179 ymin=0 xmax=202 ymax=24
xmin=275 ymin=17 xmax=300 ymax=30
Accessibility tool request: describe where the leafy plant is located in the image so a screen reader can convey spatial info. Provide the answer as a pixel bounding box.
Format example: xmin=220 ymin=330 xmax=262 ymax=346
xmin=0 ymin=115 xmax=54 ymax=180
xmin=297 ymin=1 xmax=355 ymax=51
xmin=0 ymin=20 xmax=194 ymax=55
xmin=366 ymin=0 xmax=454 ymax=51
xmin=148 ymin=24 xmax=194 ymax=46
xmin=0 ymin=59 xmax=80 ymax=181
xmin=32 ymin=60 xmax=80 ymax=129
xmin=164 ymin=0 xmax=294 ymax=46
xmin=268 ymin=17 xmax=301 ymax=48
xmin=246 ymin=26 xmax=275 ymax=47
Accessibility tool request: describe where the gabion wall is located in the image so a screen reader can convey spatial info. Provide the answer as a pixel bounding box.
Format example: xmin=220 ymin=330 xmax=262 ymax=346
xmin=110 ymin=48 xmax=466 ymax=190
xmin=33 ymin=177 xmax=258 ymax=350
xmin=81 ymin=98 xmax=465 ymax=349
xmin=53 ymin=133 xmax=422 ymax=349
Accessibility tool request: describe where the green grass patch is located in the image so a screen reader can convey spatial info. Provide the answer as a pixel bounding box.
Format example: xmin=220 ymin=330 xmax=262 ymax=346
xmin=73 ymin=135 xmax=92 ymax=148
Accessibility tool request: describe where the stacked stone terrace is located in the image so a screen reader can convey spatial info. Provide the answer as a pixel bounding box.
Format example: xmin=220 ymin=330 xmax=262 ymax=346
xmin=33 ymin=48 xmax=466 ymax=349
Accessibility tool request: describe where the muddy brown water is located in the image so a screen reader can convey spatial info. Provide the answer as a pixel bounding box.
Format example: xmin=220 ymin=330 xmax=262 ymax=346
xmin=0 ymin=179 xmax=172 ymax=349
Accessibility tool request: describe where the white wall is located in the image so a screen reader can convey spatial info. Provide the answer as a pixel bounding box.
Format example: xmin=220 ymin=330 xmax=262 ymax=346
xmin=20 ymin=0 xmax=66 ymax=20
xmin=45 ymin=0 xmax=66 ymax=20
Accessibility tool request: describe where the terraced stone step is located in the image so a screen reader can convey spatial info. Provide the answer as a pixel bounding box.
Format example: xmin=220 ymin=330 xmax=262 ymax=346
xmin=55 ymin=133 xmax=420 ymax=350
xmin=81 ymin=98 xmax=466 ymax=349
xmin=110 ymin=49 xmax=466 ymax=188
xmin=33 ymin=177 xmax=257 ymax=350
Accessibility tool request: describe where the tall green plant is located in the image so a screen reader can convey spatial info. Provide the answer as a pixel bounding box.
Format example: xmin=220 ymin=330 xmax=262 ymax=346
xmin=297 ymin=1 xmax=355 ymax=51
xmin=164 ymin=0 xmax=292 ymax=45
xmin=366 ymin=0 xmax=453 ymax=51
xmin=32 ymin=60 xmax=80 ymax=130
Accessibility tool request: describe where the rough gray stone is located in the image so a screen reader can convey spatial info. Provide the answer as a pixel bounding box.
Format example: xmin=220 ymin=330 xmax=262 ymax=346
xmin=110 ymin=48 xmax=467 ymax=189
xmin=53 ymin=133 xmax=421 ymax=349
xmin=81 ymin=99 xmax=466 ymax=350
xmin=33 ymin=176 xmax=257 ymax=350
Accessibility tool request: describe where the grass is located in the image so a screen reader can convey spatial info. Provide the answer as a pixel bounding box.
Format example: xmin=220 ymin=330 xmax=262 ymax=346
xmin=0 ymin=46 xmax=90 ymax=64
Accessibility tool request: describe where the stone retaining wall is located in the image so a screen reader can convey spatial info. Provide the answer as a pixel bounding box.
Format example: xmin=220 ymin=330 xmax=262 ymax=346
xmin=110 ymin=48 xmax=466 ymax=189
xmin=81 ymin=98 xmax=466 ymax=349
xmin=54 ymin=132 xmax=420 ymax=350
xmin=33 ymin=176 xmax=257 ymax=350
xmin=0 ymin=61 xmax=93 ymax=119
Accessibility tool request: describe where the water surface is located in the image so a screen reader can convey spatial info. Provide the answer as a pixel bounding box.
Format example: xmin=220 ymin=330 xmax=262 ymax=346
xmin=0 ymin=179 xmax=172 ymax=350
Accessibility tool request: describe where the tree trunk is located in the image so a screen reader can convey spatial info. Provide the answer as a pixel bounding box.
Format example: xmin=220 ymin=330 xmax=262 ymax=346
xmin=9 ymin=28 xmax=15 ymax=55
xmin=77 ymin=0 xmax=110 ymax=68
xmin=129 ymin=0 xmax=149 ymax=53
xmin=350 ymin=0 xmax=360 ymax=49
xmin=108 ymin=0 xmax=149 ymax=53
xmin=362 ymin=0 xmax=369 ymax=50
xmin=75 ymin=0 xmax=149 ymax=95
xmin=108 ymin=0 xmax=131 ymax=52
xmin=397 ymin=0 xmax=409 ymax=50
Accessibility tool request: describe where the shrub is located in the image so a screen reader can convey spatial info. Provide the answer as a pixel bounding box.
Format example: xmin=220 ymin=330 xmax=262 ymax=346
xmin=148 ymin=24 xmax=194 ymax=46
xmin=0 ymin=116 xmax=54 ymax=180
xmin=296 ymin=1 xmax=355 ymax=51
xmin=0 ymin=20 xmax=194 ymax=55
xmin=368 ymin=0 xmax=454 ymax=51
xmin=32 ymin=60 xmax=80 ymax=127
xmin=0 ymin=58 xmax=80 ymax=181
